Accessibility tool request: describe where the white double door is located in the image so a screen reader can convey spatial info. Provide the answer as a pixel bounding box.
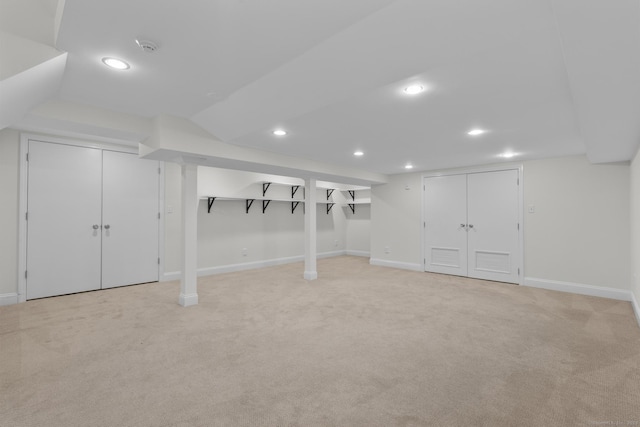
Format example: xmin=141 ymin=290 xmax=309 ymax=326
xmin=26 ymin=140 xmax=160 ymax=299
xmin=424 ymin=170 xmax=520 ymax=284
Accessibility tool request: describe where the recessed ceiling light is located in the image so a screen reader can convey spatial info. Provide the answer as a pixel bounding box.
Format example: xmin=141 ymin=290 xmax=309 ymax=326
xmin=353 ymin=151 xmax=364 ymax=156
xmin=273 ymin=129 xmax=287 ymax=136
xmin=403 ymin=85 xmax=424 ymax=95
xmin=102 ymin=57 xmax=130 ymax=70
xmin=499 ymin=151 xmax=518 ymax=159
xmin=467 ymin=129 xmax=486 ymax=136
xmin=404 ymin=164 xmax=414 ymax=169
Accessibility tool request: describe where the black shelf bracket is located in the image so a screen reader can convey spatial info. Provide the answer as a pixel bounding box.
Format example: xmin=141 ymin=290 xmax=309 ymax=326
xmin=262 ymin=200 xmax=271 ymax=213
xmin=326 ymin=189 xmax=334 ymax=200
xmin=348 ymin=190 xmax=355 ymax=201
xmin=292 ymin=185 xmax=300 ymax=198
xmin=326 ymin=203 xmax=335 ymax=214
xmin=263 ymin=182 xmax=271 ymax=197
xmin=246 ymin=199 xmax=255 ymax=213
xmin=207 ymin=197 xmax=216 ymax=213
xmin=348 ymin=203 xmax=355 ymax=214
xmin=291 ymin=201 xmax=301 ymax=214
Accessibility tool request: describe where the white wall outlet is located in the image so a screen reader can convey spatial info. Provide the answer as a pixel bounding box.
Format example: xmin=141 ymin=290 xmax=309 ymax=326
xmin=167 ymin=205 xmax=173 ymax=214
xmin=241 ymin=248 xmax=248 ymax=256
xmin=334 ymin=240 xmax=339 ymax=247
xmin=384 ymin=246 xmax=391 ymax=254
xmin=528 ymin=205 xmax=535 ymax=213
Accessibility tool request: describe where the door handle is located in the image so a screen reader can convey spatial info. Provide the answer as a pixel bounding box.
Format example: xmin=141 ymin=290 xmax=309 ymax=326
xmin=460 ymin=223 xmax=467 ymax=229
xmin=468 ymin=224 xmax=474 ymax=229
xmin=104 ymin=224 xmax=110 ymax=230
xmin=92 ymin=224 xmax=100 ymax=230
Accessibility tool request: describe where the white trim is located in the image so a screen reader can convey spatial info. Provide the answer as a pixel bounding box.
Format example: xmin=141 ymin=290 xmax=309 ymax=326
xmin=0 ymin=293 xmax=19 ymax=306
xmin=304 ymin=271 xmax=318 ymax=280
xmin=179 ymin=293 xmax=198 ymax=307
xmin=422 ymin=164 xmax=524 ymax=285
xmin=158 ymin=162 xmax=165 ymax=283
xmin=162 ymin=250 xmax=349 ymax=281
xmin=369 ymin=258 xmax=422 ymax=272
xmin=630 ymin=292 xmax=640 ymax=328
xmin=523 ymin=277 xmax=633 ymax=302
xmin=346 ymin=250 xmax=370 ymax=257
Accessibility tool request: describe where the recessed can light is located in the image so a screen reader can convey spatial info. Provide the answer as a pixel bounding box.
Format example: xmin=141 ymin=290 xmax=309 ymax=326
xmin=467 ymin=129 xmax=486 ymax=136
xmin=403 ymin=85 xmax=424 ymax=95
xmin=102 ymin=57 xmax=130 ymax=70
xmin=353 ymin=151 xmax=364 ymax=156
xmin=273 ymin=129 xmax=287 ymax=136
xmin=404 ymin=164 xmax=414 ymax=169
xmin=499 ymin=151 xmax=517 ymax=159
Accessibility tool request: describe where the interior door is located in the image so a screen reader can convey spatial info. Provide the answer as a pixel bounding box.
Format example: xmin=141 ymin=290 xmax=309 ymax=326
xmin=101 ymin=151 xmax=159 ymax=289
xmin=467 ymin=170 xmax=519 ymax=283
xmin=26 ymin=141 xmax=103 ymax=299
xmin=424 ymin=174 xmax=468 ymax=276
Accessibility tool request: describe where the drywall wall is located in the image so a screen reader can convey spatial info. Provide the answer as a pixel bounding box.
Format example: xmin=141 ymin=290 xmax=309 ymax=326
xmin=371 ymin=155 xmax=631 ymax=290
xmin=524 ymin=156 xmax=629 ymax=290
xmin=164 ymin=165 xmax=365 ymax=276
xmin=0 ymin=128 xmax=19 ymax=300
xmin=370 ymin=173 xmax=423 ymax=269
xmin=631 ymin=148 xmax=640 ymax=306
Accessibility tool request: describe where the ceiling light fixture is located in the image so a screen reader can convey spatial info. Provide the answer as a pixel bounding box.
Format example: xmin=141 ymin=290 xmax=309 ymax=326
xmin=403 ymin=85 xmax=424 ymax=95
xmin=404 ymin=164 xmax=414 ymax=169
xmin=353 ymin=151 xmax=364 ymax=156
xmin=102 ymin=57 xmax=130 ymax=70
xmin=467 ymin=129 xmax=486 ymax=136
xmin=273 ymin=129 xmax=287 ymax=136
xmin=499 ymin=151 xmax=518 ymax=159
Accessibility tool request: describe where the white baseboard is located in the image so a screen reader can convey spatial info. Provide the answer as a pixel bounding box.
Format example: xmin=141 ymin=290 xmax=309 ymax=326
xmin=162 ymin=250 xmax=351 ymax=281
xmin=346 ymin=250 xmax=370 ymax=257
xmin=523 ymin=277 xmax=633 ymax=302
xmin=179 ymin=292 xmax=198 ymax=307
xmin=369 ymin=258 xmax=422 ymax=272
xmin=631 ymin=292 xmax=640 ymax=328
xmin=0 ymin=293 xmax=19 ymax=306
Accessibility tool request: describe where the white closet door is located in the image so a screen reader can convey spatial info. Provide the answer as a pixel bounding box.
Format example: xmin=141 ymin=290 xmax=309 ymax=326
xmin=101 ymin=151 xmax=159 ymax=289
xmin=467 ymin=170 xmax=519 ymax=283
xmin=424 ymin=174 xmax=468 ymax=276
xmin=26 ymin=141 xmax=102 ymax=299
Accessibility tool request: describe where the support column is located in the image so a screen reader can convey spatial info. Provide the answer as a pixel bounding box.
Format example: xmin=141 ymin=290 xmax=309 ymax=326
xmin=179 ymin=163 xmax=199 ymax=306
xmin=304 ymin=178 xmax=318 ymax=280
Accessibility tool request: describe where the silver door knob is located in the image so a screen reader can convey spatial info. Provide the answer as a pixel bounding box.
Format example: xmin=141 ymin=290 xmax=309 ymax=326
xmin=104 ymin=224 xmax=110 ymax=230
xmin=468 ymin=224 xmax=474 ymax=229
xmin=460 ymin=223 xmax=466 ymax=228
xmin=92 ymin=224 xmax=100 ymax=230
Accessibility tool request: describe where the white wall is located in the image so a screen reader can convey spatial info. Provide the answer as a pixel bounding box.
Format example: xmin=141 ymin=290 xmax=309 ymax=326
xmin=0 ymin=128 xmax=20 ymax=301
xmin=371 ymin=155 xmax=631 ymax=290
xmin=523 ymin=156 xmax=629 ymax=289
xmin=370 ymin=173 xmax=423 ymax=269
xmin=630 ymin=148 xmax=640 ymax=308
xmin=163 ymin=165 xmax=368 ymax=277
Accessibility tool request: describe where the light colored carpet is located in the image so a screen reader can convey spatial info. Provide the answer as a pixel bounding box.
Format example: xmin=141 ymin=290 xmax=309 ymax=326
xmin=1 ymin=256 xmax=639 ymax=427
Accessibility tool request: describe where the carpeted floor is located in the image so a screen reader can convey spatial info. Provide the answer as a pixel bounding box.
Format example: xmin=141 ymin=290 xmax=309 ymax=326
xmin=1 ymin=256 xmax=639 ymax=426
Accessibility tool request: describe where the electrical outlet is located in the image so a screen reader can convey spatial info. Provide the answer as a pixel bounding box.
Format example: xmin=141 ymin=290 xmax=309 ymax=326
xmin=384 ymin=246 xmax=391 ymax=254
xmin=334 ymin=240 xmax=340 ymax=247
xmin=241 ymin=248 xmax=248 ymax=257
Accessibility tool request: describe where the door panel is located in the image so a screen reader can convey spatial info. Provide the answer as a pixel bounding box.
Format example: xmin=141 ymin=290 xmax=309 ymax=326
xmin=424 ymin=175 xmax=468 ymax=276
xmin=27 ymin=141 xmax=102 ymax=299
xmin=467 ymin=170 xmax=519 ymax=283
xmin=101 ymin=151 xmax=159 ymax=288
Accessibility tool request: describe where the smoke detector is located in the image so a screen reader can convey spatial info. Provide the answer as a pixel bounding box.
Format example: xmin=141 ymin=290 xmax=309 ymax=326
xmin=135 ymin=39 xmax=158 ymax=53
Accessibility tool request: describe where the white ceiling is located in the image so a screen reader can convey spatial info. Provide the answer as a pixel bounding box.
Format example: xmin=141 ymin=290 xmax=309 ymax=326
xmin=9 ymin=0 xmax=640 ymax=175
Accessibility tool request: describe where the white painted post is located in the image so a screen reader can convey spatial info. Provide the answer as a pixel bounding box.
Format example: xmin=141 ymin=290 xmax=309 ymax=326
xmin=304 ymin=178 xmax=318 ymax=280
xmin=179 ymin=163 xmax=199 ymax=306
